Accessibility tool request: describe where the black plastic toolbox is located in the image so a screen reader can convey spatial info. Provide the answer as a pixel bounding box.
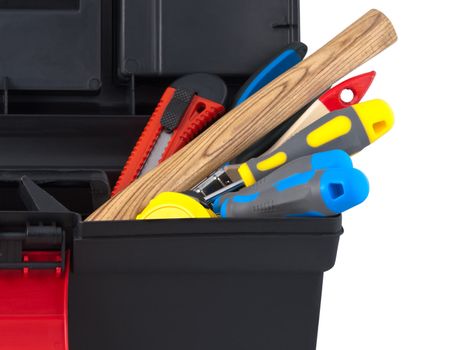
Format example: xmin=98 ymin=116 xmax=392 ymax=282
xmin=0 ymin=1 xmax=343 ymax=349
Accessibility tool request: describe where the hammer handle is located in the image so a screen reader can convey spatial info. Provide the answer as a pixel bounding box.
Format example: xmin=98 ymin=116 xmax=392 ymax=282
xmin=87 ymin=9 xmax=397 ymax=221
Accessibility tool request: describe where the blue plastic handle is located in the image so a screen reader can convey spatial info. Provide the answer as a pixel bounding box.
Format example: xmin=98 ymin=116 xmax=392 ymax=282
xmin=219 ymin=167 xmax=369 ymax=219
xmin=213 ymin=150 xmax=353 ymax=213
xmin=233 ymin=42 xmax=307 ymax=107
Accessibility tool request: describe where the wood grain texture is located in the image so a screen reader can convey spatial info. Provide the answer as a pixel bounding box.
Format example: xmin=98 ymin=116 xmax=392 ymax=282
xmin=267 ymin=100 xmax=330 ymax=153
xmin=87 ymin=9 xmax=397 ymax=221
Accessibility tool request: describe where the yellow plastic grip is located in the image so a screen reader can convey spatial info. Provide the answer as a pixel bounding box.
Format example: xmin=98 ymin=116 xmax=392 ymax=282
xmin=306 ymin=116 xmax=352 ymax=148
xmin=353 ymin=99 xmax=394 ymax=143
xmin=256 ymin=152 xmax=288 ymax=172
xmin=238 ymin=163 xmax=257 ymax=187
xmin=137 ymin=192 xmax=217 ymax=220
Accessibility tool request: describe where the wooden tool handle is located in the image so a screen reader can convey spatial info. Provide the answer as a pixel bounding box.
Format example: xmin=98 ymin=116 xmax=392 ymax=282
xmin=87 ymin=9 xmax=397 ymax=221
xmin=267 ymin=100 xmax=328 ymax=153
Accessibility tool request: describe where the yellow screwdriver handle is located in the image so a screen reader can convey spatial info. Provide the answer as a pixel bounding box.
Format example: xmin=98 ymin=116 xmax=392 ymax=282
xmin=238 ymin=99 xmax=394 ymax=186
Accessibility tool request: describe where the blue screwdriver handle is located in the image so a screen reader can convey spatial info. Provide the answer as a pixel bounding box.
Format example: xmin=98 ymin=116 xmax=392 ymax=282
xmin=213 ymin=150 xmax=353 ymax=213
xmin=233 ymin=42 xmax=308 ymax=107
xmin=219 ymin=167 xmax=369 ymax=219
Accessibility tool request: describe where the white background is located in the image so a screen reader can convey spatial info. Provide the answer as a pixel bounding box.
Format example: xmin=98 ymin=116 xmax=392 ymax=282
xmin=300 ymin=1 xmax=473 ymax=349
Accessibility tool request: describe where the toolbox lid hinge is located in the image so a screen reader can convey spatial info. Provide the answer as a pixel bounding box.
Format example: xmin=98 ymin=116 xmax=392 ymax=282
xmin=0 ymin=223 xmax=66 ymax=271
xmin=0 ymin=176 xmax=73 ymax=271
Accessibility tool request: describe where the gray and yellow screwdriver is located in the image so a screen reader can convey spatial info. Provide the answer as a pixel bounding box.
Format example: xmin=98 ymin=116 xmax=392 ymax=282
xmin=193 ymin=99 xmax=394 ymax=202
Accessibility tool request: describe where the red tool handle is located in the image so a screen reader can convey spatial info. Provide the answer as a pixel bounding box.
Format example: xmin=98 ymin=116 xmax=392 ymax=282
xmin=320 ymin=71 xmax=376 ymax=111
xmin=112 ymin=88 xmax=174 ymax=196
xmin=159 ymin=95 xmax=225 ymax=161
xmin=112 ymin=89 xmax=225 ymax=196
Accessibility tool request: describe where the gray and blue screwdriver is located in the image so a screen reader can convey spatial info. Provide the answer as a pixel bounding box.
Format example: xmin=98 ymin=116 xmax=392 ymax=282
xmin=218 ymin=156 xmax=369 ymax=219
xmin=213 ymin=149 xmax=353 ymax=213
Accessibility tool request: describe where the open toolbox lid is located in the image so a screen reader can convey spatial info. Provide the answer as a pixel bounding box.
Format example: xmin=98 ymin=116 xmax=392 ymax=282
xmin=117 ymin=0 xmax=300 ymax=78
xmin=0 ymin=0 xmax=300 ymax=214
xmin=0 ymin=0 xmax=299 ymax=115
xmin=0 ymin=0 xmax=300 ymax=174
xmin=0 ymin=0 xmax=101 ymax=92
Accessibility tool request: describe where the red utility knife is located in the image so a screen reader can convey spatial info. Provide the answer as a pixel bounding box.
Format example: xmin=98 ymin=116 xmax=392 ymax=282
xmin=113 ymin=74 xmax=228 ymax=196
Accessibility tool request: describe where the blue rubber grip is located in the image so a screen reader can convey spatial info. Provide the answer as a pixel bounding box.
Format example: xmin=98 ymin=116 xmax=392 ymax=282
xmin=213 ymin=150 xmax=353 ymax=213
xmin=219 ymin=167 xmax=369 ymax=218
xmin=233 ymin=43 xmax=307 ymax=107
xmin=319 ymin=168 xmax=370 ymax=214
